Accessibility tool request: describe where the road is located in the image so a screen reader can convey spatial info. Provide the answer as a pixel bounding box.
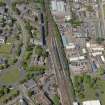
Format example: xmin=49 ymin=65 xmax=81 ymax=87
xmin=18 ymin=85 xmax=36 ymax=105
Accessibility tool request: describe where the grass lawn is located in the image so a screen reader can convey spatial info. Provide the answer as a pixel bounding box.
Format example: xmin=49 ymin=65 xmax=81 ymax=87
xmin=52 ymin=95 xmax=60 ymax=105
xmin=81 ymin=80 xmax=105 ymax=105
xmin=0 ymin=43 xmax=16 ymax=66
xmin=22 ymin=50 xmax=32 ymax=69
xmin=0 ymin=0 xmax=4 ymax=3
xmin=0 ymin=44 xmax=12 ymax=54
xmin=74 ymin=75 xmax=105 ymax=105
xmin=0 ymin=68 xmax=20 ymax=84
xmin=94 ymin=80 xmax=105 ymax=105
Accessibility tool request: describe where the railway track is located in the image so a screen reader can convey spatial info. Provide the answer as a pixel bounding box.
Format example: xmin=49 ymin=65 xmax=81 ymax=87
xmin=42 ymin=0 xmax=74 ymax=105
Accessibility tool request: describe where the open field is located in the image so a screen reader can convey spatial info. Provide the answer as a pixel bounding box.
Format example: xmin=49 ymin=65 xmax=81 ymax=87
xmin=0 ymin=44 xmax=12 ymax=55
xmin=0 ymin=68 xmax=20 ymax=84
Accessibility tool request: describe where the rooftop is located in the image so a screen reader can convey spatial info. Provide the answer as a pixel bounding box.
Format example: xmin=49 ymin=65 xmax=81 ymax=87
xmin=73 ymin=102 xmax=79 ymax=105
xmin=83 ymin=100 xmax=101 ymax=105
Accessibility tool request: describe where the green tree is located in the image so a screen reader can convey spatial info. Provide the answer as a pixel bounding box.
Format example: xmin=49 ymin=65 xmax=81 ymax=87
xmin=28 ymin=90 xmax=33 ymax=97
xmin=98 ymin=66 xmax=105 ymax=75
xmin=83 ymin=75 xmax=91 ymax=84
xmin=0 ymin=88 xmax=4 ymax=97
xmin=74 ymin=75 xmax=83 ymax=86
xmin=35 ymin=45 xmax=43 ymax=56
xmin=96 ymin=37 xmax=104 ymax=44
xmin=4 ymin=87 xmax=10 ymax=94
xmin=86 ymin=5 xmax=94 ymax=12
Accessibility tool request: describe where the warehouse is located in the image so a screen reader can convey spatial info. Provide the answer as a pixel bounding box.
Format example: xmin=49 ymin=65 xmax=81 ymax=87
xmin=82 ymin=100 xmax=101 ymax=105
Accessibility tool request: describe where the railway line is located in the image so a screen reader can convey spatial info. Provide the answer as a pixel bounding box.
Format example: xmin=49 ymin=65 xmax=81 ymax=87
xmin=42 ymin=0 xmax=74 ymax=105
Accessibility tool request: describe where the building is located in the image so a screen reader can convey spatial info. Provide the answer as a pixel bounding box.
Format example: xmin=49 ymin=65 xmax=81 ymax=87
xmin=51 ymin=0 xmax=65 ymax=12
xmin=24 ymin=79 xmax=39 ymax=94
xmin=69 ymin=56 xmax=85 ymax=62
xmin=82 ymin=100 xmax=101 ymax=105
xmin=30 ymin=38 xmax=42 ymax=45
xmin=73 ymin=102 xmax=79 ymax=105
xmin=40 ymin=12 xmax=46 ymax=46
xmin=19 ymin=97 xmax=28 ymax=105
xmin=41 ymin=25 xmax=46 ymax=46
xmin=62 ymin=35 xmax=69 ymax=47
xmin=96 ymin=0 xmax=105 ymax=38
xmin=0 ymin=57 xmax=6 ymax=65
xmin=0 ymin=36 xmax=5 ymax=44
xmin=16 ymin=4 xmax=29 ymax=14
xmin=36 ymin=91 xmax=52 ymax=105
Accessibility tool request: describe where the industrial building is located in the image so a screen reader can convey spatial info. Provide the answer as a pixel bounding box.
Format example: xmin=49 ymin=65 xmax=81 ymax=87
xmin=82 ymin=100 xmax=101 ymax=105
xmin=51 ymin=0 xmax=66 ymax=12
xmin=73 ymin=100 xmax=101 ymax=105
xmin=73 ymin=102 xmax=79 ymax=105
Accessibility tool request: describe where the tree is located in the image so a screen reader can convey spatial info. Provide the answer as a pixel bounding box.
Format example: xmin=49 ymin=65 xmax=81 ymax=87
xmin=83 ymin=75 xmax=91 ymax=84
xmin=86 ymin=5 xmax=94 ymax=12
xmin=74 ymin=75 xmax=83 ymax=86
xmin=35 ymin=45 xmax=43 ymax=56
xmin=35 ymin=16 xmax=38 ymax=22
xmin=69 ymin=19 xmax=82 ymax=27
xmin=4 ymin=87 xmax=10 ymax=94
xmin=79 ymin=92 xmax=85 ymax=99
xmin=42 ymin=50 xmax=49 ymax=58
xmin=89 ymin=78 xmax=97 ymax=88
xmin=74 ymin=75 xmax=84 ymax=94
xmin=12 ymin=58 xmax=17 ymax=64
xmin=28 ymin=91 xmax=33 ymax=97
xmin=0 ymin=88 xmax=4 ymax=97
xmin=96 ymin=37 xmax=104 ymax=44
xmin=12 ymin=90 xmax=19 ymax=97
xmin=98 ymin=66 xmax=105 ymax=75
xmin=20 ymin=78 xmax=27 ymax=84
xmin=0 ymin=0 xmax=5 ymax=6
xmin=16 ymin=35 xmax=20 ymax=40
xmin=3 ymin=98 xmax=8 ymax=104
